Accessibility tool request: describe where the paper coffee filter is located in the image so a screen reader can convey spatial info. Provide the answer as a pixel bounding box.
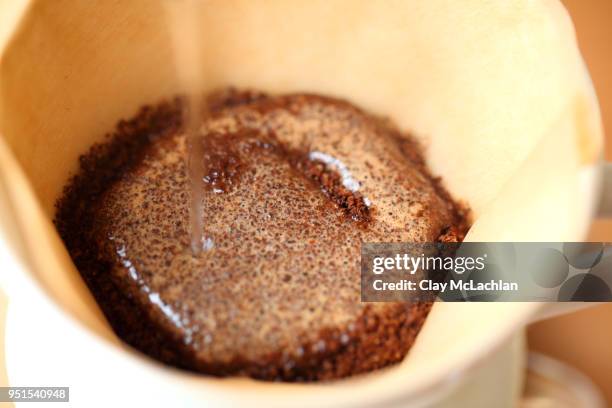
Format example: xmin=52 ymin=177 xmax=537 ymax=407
xmin=0 ymin=0 xmax=604 ymax=406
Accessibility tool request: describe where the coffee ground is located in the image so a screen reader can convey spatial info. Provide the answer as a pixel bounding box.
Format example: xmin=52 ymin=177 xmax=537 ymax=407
xmin=54 ymin=89 xmax=469 ymax=381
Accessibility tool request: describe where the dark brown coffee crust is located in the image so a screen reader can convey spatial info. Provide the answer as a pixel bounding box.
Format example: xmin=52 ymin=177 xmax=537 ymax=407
xmin=54 ymin=90 xmax=468 ymax=381
xmin=293 ymin=155 xmax=372 ymax=225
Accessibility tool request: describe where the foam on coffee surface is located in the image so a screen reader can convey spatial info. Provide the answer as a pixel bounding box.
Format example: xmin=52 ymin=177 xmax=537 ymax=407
xmin=55 ymin=90 xmax=468 ymax=381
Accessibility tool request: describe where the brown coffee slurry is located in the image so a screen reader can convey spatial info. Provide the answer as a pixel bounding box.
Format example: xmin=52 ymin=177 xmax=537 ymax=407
xmin=54 ymin=89 xmax=469 ymax=381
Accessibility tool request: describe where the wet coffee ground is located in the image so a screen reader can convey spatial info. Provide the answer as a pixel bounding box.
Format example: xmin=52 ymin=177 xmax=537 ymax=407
xmin=54 ymin=90 xmax=468 ymax=381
